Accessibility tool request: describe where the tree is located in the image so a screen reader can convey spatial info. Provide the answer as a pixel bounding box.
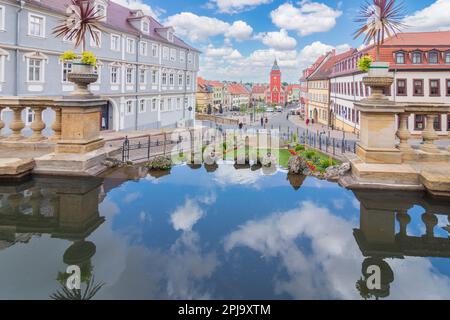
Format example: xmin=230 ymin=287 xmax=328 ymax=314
xmin=354 ymin=0 xmax=406 ymax=61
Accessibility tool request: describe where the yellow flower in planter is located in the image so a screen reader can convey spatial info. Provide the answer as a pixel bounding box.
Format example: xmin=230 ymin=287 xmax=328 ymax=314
xmin=60 ymin=50 xmax=78 ymax=62
xmin=80 ymin=51 xmax=97 ymax=67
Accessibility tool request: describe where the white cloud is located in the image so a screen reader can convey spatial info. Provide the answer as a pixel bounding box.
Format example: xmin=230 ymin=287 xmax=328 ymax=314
xmin=165 ymin=13 xmax=252 ymax=42
xmin=270 ymin=1 xmax=342 ymax=37
xmin=210 ymin=0 xmax=273 ymax=14
xmin=256 ymin=29 xmax=298 ymax=51
xmin=170 ymin=199 xmax=205 ymax=232
xmin=111 ymin=0 xmax=164 ymax=18
xmin=123 ymin=192 xmax=141 ymax=203
xmin=225 ymin=21 xmax=254 ymax=41
xmin=403 ymin=0 xmax=450 ymax=32
xmin=204 ymin=45 xmax=243 ymax=60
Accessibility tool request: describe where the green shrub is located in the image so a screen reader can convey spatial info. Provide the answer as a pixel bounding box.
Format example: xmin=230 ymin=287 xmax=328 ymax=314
xmin=145 ymin=156 xmax=172 ymax=170
xmin=304 ymin=150 xmax=316 ymax=160
xmin=358 ymin=55 xmax=373 ymax=72
xmin=295 ymin=144 xmax=305 ymax=152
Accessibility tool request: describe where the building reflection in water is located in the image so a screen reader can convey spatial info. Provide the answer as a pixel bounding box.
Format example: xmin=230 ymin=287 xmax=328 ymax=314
xmin=0 ymin=176 xmax=106 ymax=300
xmin=352 ymin=190 xmax=450 ymax=300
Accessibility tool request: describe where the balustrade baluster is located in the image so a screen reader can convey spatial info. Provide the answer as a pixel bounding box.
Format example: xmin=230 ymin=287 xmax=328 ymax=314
xmin=28 ymin=106 xmax=46 ymax=142
xmin=422 ymin=212 xmax=438 ymax=240
xmin=6 ymin=106 xmax=25 ymax=141
xmin=396 ymin=210 xmax=411 ymax=238
xmin=396 ymin=113 xmax=412 ymax=151
xmin=49 ymin=107 xmax=62 ymax=141
xmin=421 ymin=114 xmax=439 ymax=153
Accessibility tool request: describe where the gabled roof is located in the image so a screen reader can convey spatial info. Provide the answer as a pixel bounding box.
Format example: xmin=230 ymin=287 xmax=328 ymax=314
xmin=27 ymin=0 xmax=200 ymax=52
xmin=309 ymin=49 xmax=356 ymax=81
xmin=227 ymin=83 xmax=250 ymax=95
xmin=251 ymin=85 xmax=268 ymax=94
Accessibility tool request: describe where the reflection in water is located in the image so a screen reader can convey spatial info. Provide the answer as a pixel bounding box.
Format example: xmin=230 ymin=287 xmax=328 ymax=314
xmin=0 ymin=165 xmax=449 ymax=299
xmin=0 ymin=176 xmax=105 ymax=300
xmin=353 ymin=190 xmax=450 ymax=300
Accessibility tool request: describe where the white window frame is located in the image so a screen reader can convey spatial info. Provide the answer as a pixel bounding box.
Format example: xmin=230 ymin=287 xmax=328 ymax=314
xmin=95 ymin=2 xmax=107 ymax=22
xmin=162 ymin=72 xmax=167 ymax=86
xmin=25 ymin=108 xmax=35 ymax=126
xmin=177 ymin=98 xmax=181 ymax=110
xmin=139 ymin=41 xmax=148 ymax=56
xmin=126 ymin=38 xmax=135 ymax=54
xmin=152 ymin=70 xmax=158 ymax=85
xmin=178 ymin=74 xmax=183 ymax=86
xmin=151 ymin=98 xmax=157 ymax=111
xmin=110 ymin=34 xmax=121 ymax=51
xmin=142 ymin=20 xmax=150 ymax=33
xmin=170 ymin=48 xmax=176 ymax=62
xmin=27 ymin=58 xmax=44 ymax=83
xmin=126 ymin=67 xmax=134 ymax=84
xmin=139 ymin=99 xmax=146 ymax=113
xmin=160 ymin=99 xmax=164 ymax=111
xmin=0 ymin=6 xmax=5 ymax=31
xmin=28 ymin=13 xmax=45 ymax=38
xmin=163 ymin=47 xmax=169 ymax=60
xmin=180 ymin=51 xmax=185 ymax=63
xmin=152 ymin=44 xmax=158 ymax=58
xmin=90 ymin=30 xmax=102 ymax=48
xmin=125 ymin=100 xmax=134 ymax=115
xmin=169 ymin=73 xmax=174 ymax=86
xmin=168 ymin=31 xmax=174 ymax=42
xmin=139 ymin=68 xmax=147 ymax=85
xmin=93 ymin=64 xmax=102 ymax=84
xmin=110 ymin=65 xmax=120 ymax=84
xmin=61 ymin=61 xmax=72 ymax=83
xmin=187 ymin=53 xmax=193 ymax=64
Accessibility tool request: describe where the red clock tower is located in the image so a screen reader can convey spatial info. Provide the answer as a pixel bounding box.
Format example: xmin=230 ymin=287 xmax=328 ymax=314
xmin=269 ymin=60 xmax=282 ymax=105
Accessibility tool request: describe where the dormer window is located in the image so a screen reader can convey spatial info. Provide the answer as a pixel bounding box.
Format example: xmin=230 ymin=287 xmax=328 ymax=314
xmin=168 ymin=31 xmax=174 ymax=42
xmin=95 ymin=1 xmax=107 ymax=22
xmin=412 ymin=52 xmax=422 ymax=64
xmin=395 ymin=52 xmax=405 ymax=64
xmin=446 ymin=51 xmax=450 ymax=64
xmin=429 ymin=51 xmax=439 ymax=64
xmin=142 ymin=20 xmax=150 ymax=33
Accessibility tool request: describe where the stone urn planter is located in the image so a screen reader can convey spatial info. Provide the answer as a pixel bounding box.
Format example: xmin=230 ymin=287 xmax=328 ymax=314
xmin=68 ymin=62 xmax=98 ymax=97
xmin=363 ymin=62 xmax=393 ymax=101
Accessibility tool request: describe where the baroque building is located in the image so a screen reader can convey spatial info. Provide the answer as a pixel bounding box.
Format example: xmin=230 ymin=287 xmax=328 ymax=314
xmin=0 ymin=0 xmax=200 ymax=133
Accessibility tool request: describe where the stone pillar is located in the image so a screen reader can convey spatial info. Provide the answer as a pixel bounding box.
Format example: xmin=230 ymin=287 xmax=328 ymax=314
xmin=354 ymin=76 xmax=404 ymax=164
xmin=421 ymin=114 xmax=439 ymax=153
xmin=28 ymin=107 xmax=46 ymax=142
xmin=396 ymin=113 xmax=412 ymax=151
xmin=49 ymin=107 xmax=62 ymax=142
xmin=0 ymin=106 xmax=4 ymax=138
xmin=55 ymin=98 xmax=105 ymax=154
xmin=6 ymin=107 xmax=25 ymax=141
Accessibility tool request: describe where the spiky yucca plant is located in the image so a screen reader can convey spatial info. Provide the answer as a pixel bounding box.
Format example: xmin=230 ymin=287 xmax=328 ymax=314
xmin=53 ymin=0 xmax=104 ymax=52
xmin=354 ymin=0 xmax=406 ymax=60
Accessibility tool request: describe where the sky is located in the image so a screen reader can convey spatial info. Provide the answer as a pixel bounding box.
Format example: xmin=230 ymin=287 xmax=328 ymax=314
xmin=113 ymin=0 xmax=450 ymax=83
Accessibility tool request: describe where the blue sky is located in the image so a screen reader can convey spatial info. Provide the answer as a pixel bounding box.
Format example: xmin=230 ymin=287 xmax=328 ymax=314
xmin=115 ymin=0 xmax=450 ymax=82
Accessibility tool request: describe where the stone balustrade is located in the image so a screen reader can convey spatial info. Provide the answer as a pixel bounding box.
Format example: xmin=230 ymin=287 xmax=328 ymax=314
xmin=0 ymin=97 xmax=61 ymax=143
xmin=395 ymin=104 xmax=450 ymax=154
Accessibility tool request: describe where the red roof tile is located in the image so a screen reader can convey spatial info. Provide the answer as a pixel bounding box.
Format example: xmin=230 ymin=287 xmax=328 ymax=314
xmin=227 ymin=84 xmax=250 ymax=95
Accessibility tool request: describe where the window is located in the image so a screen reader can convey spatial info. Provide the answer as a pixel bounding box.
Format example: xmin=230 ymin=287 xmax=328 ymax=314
xmin=169 ymin=73 xmax=174 ymax=86
xmin=177 ymin=98 xmax=181 ymax=110
xmin=170 ymin=48 xmax=176 ymax=61
xmin=152 ymin=98 xmax=157 ymax=111
xmin=168 ymin=31 xmax=174 ymax=42
xmin=162 ymin=72 xmax=167 ymax=85
xmin=178 ymin=74 xmax=183 ymax=86
xmin=139 ymin=68 xmax=146 ymax=84
xmin=168 ymin=98 xmax=172 ymax=111
xmin=430 ymin=79 xmax=440 ymax=96
xmin=188 ymin=53 xmax=193 ymax=64
xmin=0 ymin=6 xmax=5 ymax=31
xmin=447 ymin=79 xmax=450 ymax=96
xmin=110 ymin=66 xmax=119 ymax=84
xmin=28 ymin=14 xmax=45 ymax=37
xmin=152 ymin=44 xmax=158 ymax=58
xmin=446 ymin=52 xmax=450 ymax=64
xmin=412 ymin=52 xmax=422 ymax=64
xmin=25 ymin=108 xmax=35 ymax=126
xmin=139 ymin=42 xmax=148 ymax=56
xmin=180 ymin=51 xmax=185 ymax=63
xmin=126 ymin=38 xmax=135 ymax=54
xmin=186 ymin=74 xmax=191 ymax=86
xmin=95 ymin=3 xmax=107 ymax=20
xmin=429 ymin=51 xmax=439 ymax=64
xmin=163 ymin=47 xmax=169 ymax=60
xmin=111 ymin=34 xmax=120 ymax=51
xmin=415 ymin=115 xmax=425 ymax=131
xmin=28 ymin=58 xmax=42 ymax=82
xmin=413 ymin=79 xmax=424 ymax=96
xmin=160 ymin=99 xmax=164 ymax=111
xmin=126 ymin=100 xmax=134 ymax=115
xmin=62 ymin=62 xmax=72 ymax=83
xmin=139 ymin=99 xmax=146 ymax=113
xmin=395 ymin=52 xmax=405 ymax=64
xmin=142 ymin=20 xmax=150 ymax=33
xmin=396 ymin=79 xmax=407 ymax=96
xmin=152 ymin=70 xmax=158 ymax=85
xmin=90 ymin=30 xmax=101 ymax=48
xmin=126 ymin=67 xmax=134 ymax=84
xmin=434 ymin=115 xmax=442 ymax=131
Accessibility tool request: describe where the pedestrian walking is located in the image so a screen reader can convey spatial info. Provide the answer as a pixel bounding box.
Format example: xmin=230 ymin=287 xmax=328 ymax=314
xmin=260 ymin=117 xmax=264 ymax=127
